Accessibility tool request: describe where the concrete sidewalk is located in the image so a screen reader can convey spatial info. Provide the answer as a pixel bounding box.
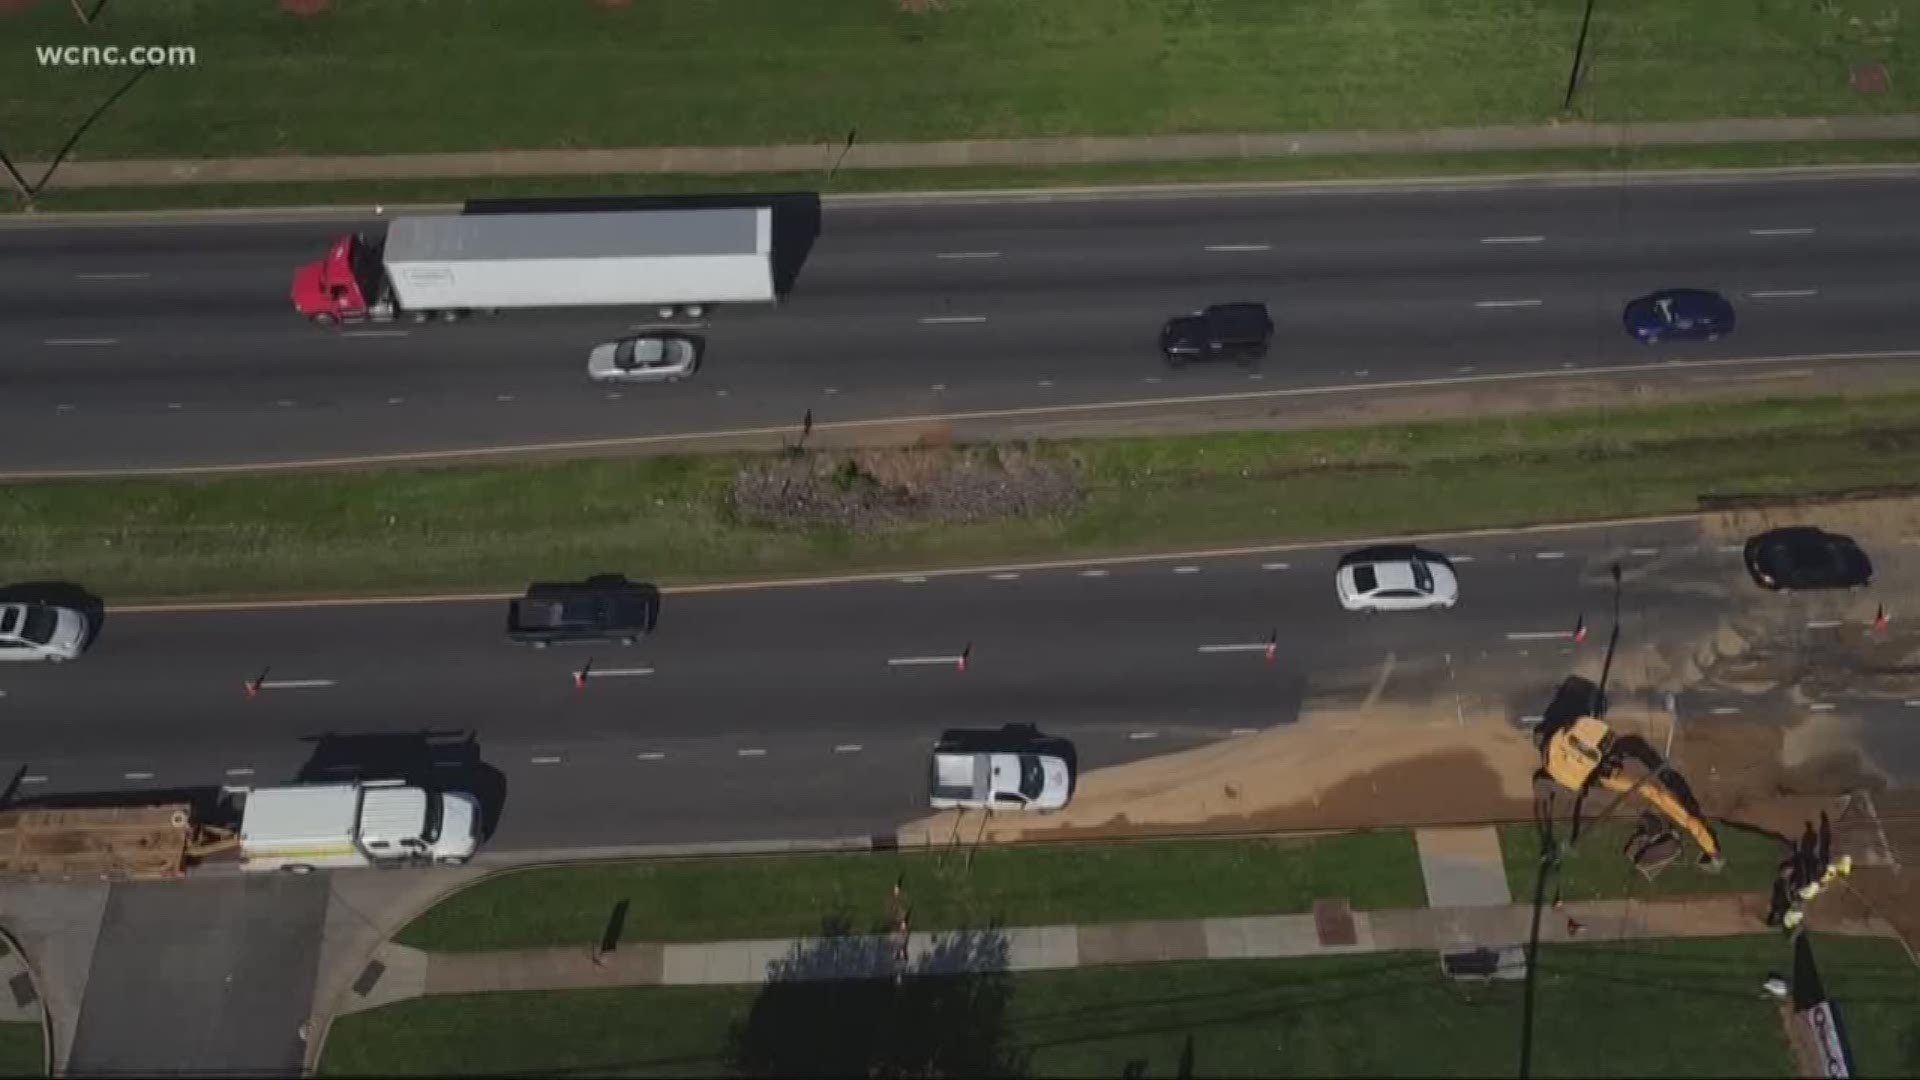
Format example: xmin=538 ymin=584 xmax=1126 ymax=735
xmin=331 ymin=893 xmax=1896 ymax=1017
xmin=22 ymin=113 xmax=1920 ymax=191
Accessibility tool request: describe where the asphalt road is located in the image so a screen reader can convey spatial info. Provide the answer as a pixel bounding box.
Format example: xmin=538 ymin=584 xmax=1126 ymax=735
xmin=14 ymin=516 xmax=1893 ymax=854
xmin=6 ymin=172 xmax=1920 ymax=472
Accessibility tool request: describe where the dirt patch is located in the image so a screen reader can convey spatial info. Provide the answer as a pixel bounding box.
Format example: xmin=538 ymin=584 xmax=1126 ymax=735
xmin=1697 ymin=492 xmax=1920 ymax=550
xmin=731 ymin=445 xmax=1081 ymax=530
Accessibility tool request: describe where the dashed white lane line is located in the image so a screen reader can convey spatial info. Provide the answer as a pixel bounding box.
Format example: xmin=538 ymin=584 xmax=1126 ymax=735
xmin=1718 ymin=543 xmax=1744 ymax=553
xmin=1230 ymin=727 xmax=1259 ymax=736
xmin=44 ymin=337 xmax=118 ymax=346
xmin=1197 ymin=643 xmax=1272 ymax=654
xmin=1710 ymin=707 xmax=1740 ymax=715
xmin=1809 ymin=703 xmax=1837 ymax=712
xmin=257 ymin=678 xmax=337 ymax=690
xmin=1261 ymin=562 xmax=1290 ymax=571
xmin=737 ymin=748 xmax=768 ymax=757
xmin=899 ymin=575 xmax=928 ymax=584
xmin=1080 ymin=569 xmax=1109 ymax=578
xmin=581 ymin=667 xmax=654 ymax=679
xmin=930 ymin=383 xmax=947 ymax=391
xmin=1480 ymin=235 xmax=1545 ymax=244
xmin=225 ymin=767 xmax=255 ymax=777
xmin=343 ymin=330 xmax=411 ymax=338
xmin=74 ymin=271 xmax=150 ymax=280
xmin=823 ymin=387 xmax=840 ymax=395
xmin=123 ymin=771 xmax=154 ymax=781
xmin=1630 ymin=547 xmax=1661 ymax=556
xmin=636 ymin=751 xmax=666 ymax=761
xmin=276 ymin=400 xmax=295 ymax=408
xmin=1506 ymin=630 xmax=1575 ymax=641
xmin=1204 ymin=243 xmax=1271 ymax=252
xmin=1173 ymin=565 xmax=1201 ymax=574
xmin=1518 ymin=715 xmax=1545 ymax=726
xmin=919 ymin=315 xmax=988 ymax=325
xmin=936 ymin=251 xmax=1001 ymax=260
xmin=1129 ymin=731 xmax=1159 ymax=740
xmin=834 ymin=744 xmax=863 ymax=753
xmin=387 ymin=397 xmax=404 ymax=405
xmin=1474 ymin=298 xmax=1542 ymax=309
xmin=1749 ymin=227 xmax=1815 ymax=237
xmin=988 ymin=572 xmax=1020 ymax=581
xmin=530 ymin=756 xmax=562 ymax=765
xmin=1037 ymin=379 xmax=1054 ymax=388
xmin=1750 ymin=289 xmax=1818 ymax=299
xmin=1806 ymin=619 xmax=1844 ymax=630
xmin=1450 ymin=554 xmax=1475 ymax=563
xmin=495 ymin=394 xmax=515 ymax=403
xmin=1906 ymin=700 xmax=1920 ymax=708
xmin=19 ymin=776 xmax=46 ymax=785
xmin=887 ymin=655 xmax=966 ymax=667
xmin=1535 ymin=551 xmax=1566 ymax=560
xmin=55 ymin=404 xmax=73 ymax=412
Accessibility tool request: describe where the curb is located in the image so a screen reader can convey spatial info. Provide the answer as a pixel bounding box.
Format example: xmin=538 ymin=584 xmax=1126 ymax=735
xmin=0 ymin=926 xmax=54 ymax=1079
xmin=3 ymin=160 xmax=1918 ymax=228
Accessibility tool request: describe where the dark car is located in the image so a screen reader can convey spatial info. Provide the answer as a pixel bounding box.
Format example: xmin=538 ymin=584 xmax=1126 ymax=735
xmin=506 ymin=574 xmax=659 ymax=647
xmin=1622 ymin=288 xmax=1736 ymax=343
xmin=1159 ymin=302 xmax=1274 ymax=367
xmin=1742 ymin=527 xmax=1873 ymax=591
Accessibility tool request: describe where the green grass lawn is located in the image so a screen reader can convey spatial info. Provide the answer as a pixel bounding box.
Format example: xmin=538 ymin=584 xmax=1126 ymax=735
xmin=2 ymin=1 xmax=1915 ymax=162
xmin=9 ymin=391 xmax=1920 ymax=603
xmin=16 ymin=138 xmax=1920 ymax=215
xmin=1499 ymin=820 xmax=1789 ymax=903
xmin=319 ymin=934 xmax=1920 ymax=1077
xmin=0 ymin=1022 xmax=43 ymax=1078
xmin=397 ymin=832 xmax=1425 ymax=952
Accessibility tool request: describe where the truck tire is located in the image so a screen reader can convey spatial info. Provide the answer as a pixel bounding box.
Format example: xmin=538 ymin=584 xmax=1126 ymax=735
xmin=684 ymin=304 xmax=706 ymax=319
xmin=530 ymin=640 xmax=548 ymax=650
xmin=410 ymin=311 xmax=431 ymax=324
xmin=437 ymin=855 xmax=470 ymax=867
xmin=658 ymin=305 xmax=677 ymax=320
xmin=310 ymin=313 xmax=338 ymax=327
xmin=284 ymin=864 xmax=316 ymax=875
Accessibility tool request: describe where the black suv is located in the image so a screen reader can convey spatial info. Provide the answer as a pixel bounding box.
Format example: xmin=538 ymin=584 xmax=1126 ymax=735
xmin=1159 ymin=302 xmax=1274 ymax=367
xmin=1742 ymin=527 xmax=1873 ymax=591
xmin=506 ymin=574 xmax=659 ymax=647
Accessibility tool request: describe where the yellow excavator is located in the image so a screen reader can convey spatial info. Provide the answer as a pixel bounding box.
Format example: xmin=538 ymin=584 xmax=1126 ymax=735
xmin=1539 ymin=711 xmax=1723 ymax=873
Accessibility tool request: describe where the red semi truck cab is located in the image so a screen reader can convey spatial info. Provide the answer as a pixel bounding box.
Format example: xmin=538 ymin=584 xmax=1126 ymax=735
xmin=290 ymin=234 xmax=391 ymax=324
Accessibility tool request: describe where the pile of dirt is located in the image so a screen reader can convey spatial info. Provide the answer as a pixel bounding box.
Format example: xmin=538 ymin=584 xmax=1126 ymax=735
xmin=731 ymin=446 xmax=1082 ymax=530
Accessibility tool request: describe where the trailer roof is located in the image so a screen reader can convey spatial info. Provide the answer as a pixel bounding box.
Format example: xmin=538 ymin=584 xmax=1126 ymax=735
xmin=240 ymin=783 xmax=358 ymax=844
xmin=385 ymin=208 xmax=770 ymax=263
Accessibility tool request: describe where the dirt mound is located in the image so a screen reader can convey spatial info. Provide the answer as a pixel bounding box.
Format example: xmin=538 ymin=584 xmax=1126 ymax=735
xmin=731 ymin=445 xmax=1081 ymax=530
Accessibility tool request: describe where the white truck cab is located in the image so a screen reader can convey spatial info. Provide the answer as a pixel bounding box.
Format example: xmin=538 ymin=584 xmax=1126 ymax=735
xmin=928 ymin=746 xmax=1072 ymax=812
xmin=235 ymin=780 xmax=480 ymax=873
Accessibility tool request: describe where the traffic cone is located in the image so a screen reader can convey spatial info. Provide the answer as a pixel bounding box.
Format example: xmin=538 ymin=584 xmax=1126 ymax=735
xmin=1264 ymin=630 xmax=1278 ymax=665
xmin=574 ymin=657 xmax=593 ymax=690
xmin=956 ymin=643 xmax=972 ymax=673
xmin=1572 ymin=614 xmax=1587 ymax=644
xmin=243 ymin=666 xmax=269 ymax=698
xmin=1873 ymin=604 xmax=1889 ymax=634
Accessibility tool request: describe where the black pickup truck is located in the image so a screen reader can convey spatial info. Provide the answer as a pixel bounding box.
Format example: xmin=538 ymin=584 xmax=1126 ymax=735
xmin=505 ymin=575 xmax=658 ymax=648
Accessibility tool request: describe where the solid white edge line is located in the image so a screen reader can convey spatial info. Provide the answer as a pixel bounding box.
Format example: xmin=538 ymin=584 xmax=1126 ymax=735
xmin=1809 ymin=703 xmax=1837 ymax=711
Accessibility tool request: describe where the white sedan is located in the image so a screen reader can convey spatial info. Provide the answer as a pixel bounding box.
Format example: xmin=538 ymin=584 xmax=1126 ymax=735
xmin=0 ymin=602 xmax=89 ymax=662
xmin=1335 ymin=550 xmax=1459 ymax=613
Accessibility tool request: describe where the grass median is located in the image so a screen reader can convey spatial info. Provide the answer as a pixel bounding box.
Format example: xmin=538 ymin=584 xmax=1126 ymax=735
xmin=14 ymin=139 xmax=1920 ymax=215
xmin=1498 ymin=821 xmax=1787 ymax=903
xmin=319 ymin=934 xmax=1920 ymax=1077
xmin=7 ymin=391 xmax=1920 ymax=603
xmin=396 ymin=832 xmax=1425 ymax=953
xmin=4 ymin=1 xmax=1914 ymax=161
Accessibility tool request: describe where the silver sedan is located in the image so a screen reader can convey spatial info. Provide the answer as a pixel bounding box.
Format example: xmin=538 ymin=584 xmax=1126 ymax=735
xmin=586 ymin=331 xmax=703 ymax=384
xmin=1335 ymin=548 xmax=1459 ymax=613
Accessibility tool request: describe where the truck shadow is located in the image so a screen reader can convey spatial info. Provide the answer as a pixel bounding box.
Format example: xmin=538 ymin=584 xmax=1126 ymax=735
xmin=0 ymin=580 xmax=107 ymax=648
xmin=291 ymin=730 xmax=508 ymax=840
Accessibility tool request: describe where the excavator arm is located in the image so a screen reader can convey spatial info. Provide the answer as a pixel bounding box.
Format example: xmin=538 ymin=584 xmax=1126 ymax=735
xmin=1593 ymin=767 xmax=1723 ymax=868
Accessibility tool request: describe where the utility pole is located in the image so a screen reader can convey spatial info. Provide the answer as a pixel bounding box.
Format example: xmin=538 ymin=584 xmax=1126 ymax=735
xmin=1562 ymin=0 xmax=1599 ymax=112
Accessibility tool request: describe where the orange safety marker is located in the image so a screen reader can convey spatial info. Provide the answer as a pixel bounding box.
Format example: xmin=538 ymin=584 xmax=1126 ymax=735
xmin=956 ymin=643 xmax=972 ymax=673
xmin=574 ymin=657 xmax=594 ymax=690
xmin=1572 ymin=614 xmax=1588 ymax=644
xmin=243 ymin=666 xmax=269 ymax=698
xmin=1264 ymin=629 xmax=1278 ymax=664
xmin=1873 ymin=604 xmax=1890 ymax=633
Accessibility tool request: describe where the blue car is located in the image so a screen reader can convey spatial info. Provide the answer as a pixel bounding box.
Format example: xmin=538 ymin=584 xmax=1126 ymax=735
xmin=1622 ymin=288 xmax=1735 ymax=343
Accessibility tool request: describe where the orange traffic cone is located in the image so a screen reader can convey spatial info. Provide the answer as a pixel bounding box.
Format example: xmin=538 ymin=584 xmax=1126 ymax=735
xmin=1264 ymin=630 xmax=1278 ymax=664
xmin=574 ymin=658 xmax=593 ymax=690
xmin=1572 ymin=615 xmax=1588 ymax=644
xmin=244 ymin=667 xmax=269 ymax=698
xmin=1873 ymin=604 xmax=1889 ymax=634
xmin=957 ymin=643 xmax=972 ymax=673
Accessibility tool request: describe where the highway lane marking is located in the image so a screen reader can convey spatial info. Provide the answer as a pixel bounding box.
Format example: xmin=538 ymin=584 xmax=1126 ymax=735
xmin=988 ymin=572 xmax=1020 ymax=581
xmin=1204 ymin=243 xmax=1271 ymax=252
xmin=1261 ymin=562 xmax=1290 ymax=571
xmin=1629 ymin=547 xmax=1660 ymax=556
xmin=1474 ymin=299 xmax=1542 ymax=309
xmin=28 ymin=347 xmax=1920 ymax=485
xmin=1036 ymin=379 xmax=1054 ymax=387
xmin=1718 ymin=544 xmax=1744 ymax=553
xmin=580 ymin=667 xmax=654 ymax=679
xmin=276 ymin=400 xmax=295 ymax=408
xmin=1710 ymin=707 xmax=1740 ymax=715
xmin=1197 ymin=643 xmax=1271 ymax=654
xmin=1230 ymin=727 xmax=1259 ymax=736
xmin=1129 ymin=731 xmax=1159 ymax=740
xmin=225 ymin=767 xmax=255 ymax=777
xmin=636 ymin=751 xmax=666 ymax=760
xmin=495 ymin=394 xmax=515 ymax=403
xmin=888 ymin=655 xmax=967 ymax=667
xmin=936 ymin=251 xmax=1001 ymax=260
xmin=43 ymin=337 xmax=119 ymax=346
xmin=1518 ymin=715 xmax=1545 ymax=727
xmin=1906 ymin=700 xmax=1920 ymax=708
xmin=530 ymin=756 xmax=562 ymax=764
xmin=919 ymin=315 xmax=988 ymax=325
xmin=1535 ymin=551 xmax=1566 ymax=559
xmin=1506 ymin=630 xmax=1575 ymax=641
xmin=123 ymin=772 xmax=154 ymax=781
xmin=1173 ymin=566 xmax=1201 ymax=574
xmin=256 ymin=678 xmax=337 ymax=690
xmin=834 ymin=744 xmax=863 ymax=753
xmin=74 ymin=271 xmax=150 ymax=280
xmin=1749 ymin=289 xmax=1818 ymax=299
xmin=20 ymin=776 xmax=46 ymax=785
xmin=1806 ymin=620 xmax=1844 ymax=630
xmin=1479 ymin=235 xmax=1544 ymax=244
xmin=737 ymin=748 xmax=767 ymax=757
xmin=344 ymin=330 xmax=411 ymax=338
xmin=1809 ymin=703 xmax=1837 ymax=712
xmin=898 ymin=575 xmax=928 ymax=584
xmin=930 ymin=383 xmax=947 ymax=391
xmin=55 ymin=404 xmax=73 ymax=412
xmin=1749 ymin=227 xmax=1815 ymax=236
xmin=387 ymin=397 xmax=404 ymax=405
xmin=111 ymin=512 xmax=1731 ymax=614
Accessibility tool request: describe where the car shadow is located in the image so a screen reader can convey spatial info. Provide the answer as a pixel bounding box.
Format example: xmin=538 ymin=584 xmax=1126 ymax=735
xmin=0 ymin=581 xmax=107 ymax=648
xmin=291 ymin=730 xmax=508 ymax=840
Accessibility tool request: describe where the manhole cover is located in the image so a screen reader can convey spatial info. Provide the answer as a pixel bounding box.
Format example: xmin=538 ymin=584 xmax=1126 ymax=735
xmin=1852 ymin=63 xmax=1890 ymax=95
